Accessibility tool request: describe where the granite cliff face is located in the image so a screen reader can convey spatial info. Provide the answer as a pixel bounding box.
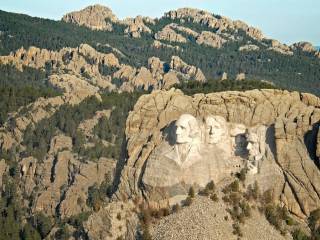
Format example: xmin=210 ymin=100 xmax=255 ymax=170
xmin=116 ymin=89 xmax=320 ymax=219
xmin=62 ymin=4 xmax=153 ymax=38
xmin=62 ymin=5 xmax=117 ymax=31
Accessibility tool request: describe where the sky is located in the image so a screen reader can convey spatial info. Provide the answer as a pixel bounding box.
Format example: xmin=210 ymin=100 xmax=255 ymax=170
xmin=1 ymin=0 xmax=319 ymax=46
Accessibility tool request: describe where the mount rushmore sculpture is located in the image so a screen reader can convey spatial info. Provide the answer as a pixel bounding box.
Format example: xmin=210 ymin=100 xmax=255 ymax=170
xmin=142 ymin=113 xmax=275 ymax=205
xmin=116 ymin=89 xmax=320 ymax=218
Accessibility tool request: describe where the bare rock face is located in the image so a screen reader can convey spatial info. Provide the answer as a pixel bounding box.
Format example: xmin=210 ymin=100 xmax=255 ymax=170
xmin=113 ymin=65 xmax=156 ymax=92
xmin=155 ymin=24 xmax=227 ymax=49
xmin=239 ymin=44 xmax=260 ymax=51
xmin=117 ymin=89 xmax=320 ymax=219
xmin=48 ymin=74 xmax=100 ymax=105
xmin=170 ymin=56 xmax=206 ymax=82
xmin=78 ymin=110 xmax=111 ymax=139
xmin=291 ymin=41 xmax=320 ymax=58
xmin=62 ymin=4 xmax=117 ymax=31
xmin=0 ymin=72 xmax=101 ymax=154
xmin=155 ymin=25 xmax=187 ymax=43
xmin=196 ymin=31 xmax=227 ymax=48
xmin=123 ymin=16 xmax=153 ymax=38
xmin=0 ymin=44 xmax=120 ymax=90
xmin=59 ymin=158 xmax=115 ymax=219
xmin=267 ymin=40 xmax=293 ymax=55
xmin=151 ymin=40 xmax=181 ymax=51
xmin=165 ymin=8 xmax=264 ymax=40
xmin=132 ymin=67 xmax=157 ymax=90
xmin=162 ymin=71 xmax=180 ymax=89
xmin=291 ymin=41 xmax=316 ymax=53
xmin=84 ymin=201 xmax=138 ymax=240
xmin=30 ymin=137 xmax=116 ymax=218
xmin=168 ymin=23 xmax=199 ymax=38
xmin=112 ymin=56 xmax=206 ymax=91
xmin=62 ymin=5 xmax=154 ymax=38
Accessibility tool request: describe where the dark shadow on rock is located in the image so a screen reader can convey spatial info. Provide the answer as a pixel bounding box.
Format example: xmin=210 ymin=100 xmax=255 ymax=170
xmin=234 ymin=133 xmax=248 ymax=158
xmin=266 ymin=124 xmax=277 ymax=160
xmin=110 ymin=132 xmax=130 ymax=197
xmin=163 ymin=121 xmax=177 ymax=146
xmin=304 ymin=121 xmax=320 ymax=168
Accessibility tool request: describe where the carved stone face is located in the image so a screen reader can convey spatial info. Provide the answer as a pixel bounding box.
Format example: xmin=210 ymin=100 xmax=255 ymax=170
xmin=246 ymin=132 xmax=260 ymax=159
xmin=205 ymin=116 xmax=227 ymax=144
xmin=175 ymin=114 xmax=198 ymax=144
xmin=246 ymin=126 xmax=266 ymax=161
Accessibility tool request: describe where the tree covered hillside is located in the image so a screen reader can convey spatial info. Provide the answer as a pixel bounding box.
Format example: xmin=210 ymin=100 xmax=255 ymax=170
xmin=0 ymin=10 xmax=319 ymax=95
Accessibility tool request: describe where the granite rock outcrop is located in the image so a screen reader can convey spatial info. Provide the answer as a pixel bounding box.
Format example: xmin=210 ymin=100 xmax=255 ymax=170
xmin=116 ymin=88 xmax=320 ymax=219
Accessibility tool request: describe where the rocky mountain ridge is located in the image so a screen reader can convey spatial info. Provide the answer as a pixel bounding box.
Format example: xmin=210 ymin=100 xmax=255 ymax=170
xmin=62 ymin=5 xmax=320 ymax=59
xmin=0 ymin=4 xmax=319 ymax=240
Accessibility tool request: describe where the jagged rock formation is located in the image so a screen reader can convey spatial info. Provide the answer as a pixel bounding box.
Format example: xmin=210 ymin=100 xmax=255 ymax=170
xmin=116 ymin=88 xmax=320 ymax=219
xmin=196 ymin=31 xmax=227 ymax=48
xmin=155 ymin=23 xmax=227 ymax=48
xmin=291 ymin=41 xmax=320 ymax=58
xmin=154 ymin=24 xmax=187 ymax=43
xmin=0 ymin=44 xmax=206 ymax=92
xmin=29 ymin=138 xmax=116 ymax=218
xmin=60 ymin=4 xmax=320 ymax=63
xmin=266 ymin=40 xmax=293 ymax=55
xmin=122 ymin=16 xmax=153 ymax=38
xmin=112 ymin=55 xmax=206 ymax=91
xmin=170 ymin=56 xmax=206 ymax=82
xmin=164 ymin=8 xmax=264 ymax=40
xmin=0 ymin=73 xmax=100 ymax=153
xmin=151 ymin=40 xmax=181 ymax=50
xmin=62 ymin=4 xmax=153 ymax=38
xmin=0 ymin=44 xmax=119 ymax=89
xmin=1 ymin=4 xmax=320 ymax=239
xmin=62 ymin=4 xmax=117 ymax=31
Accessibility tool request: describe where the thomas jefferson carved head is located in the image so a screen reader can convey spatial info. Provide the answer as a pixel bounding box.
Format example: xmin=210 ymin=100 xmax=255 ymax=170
xmin=175 ymin=114 xmax=200 ymax=144
xmin=246 ymin=125 xmax=267 ymax=161
xmin=205 ymin=115 xmax=228 ymax=144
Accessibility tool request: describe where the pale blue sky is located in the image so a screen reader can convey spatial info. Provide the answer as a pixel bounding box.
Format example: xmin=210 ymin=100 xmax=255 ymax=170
xmin=1 ymin=0 xmax=319 ymax=46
